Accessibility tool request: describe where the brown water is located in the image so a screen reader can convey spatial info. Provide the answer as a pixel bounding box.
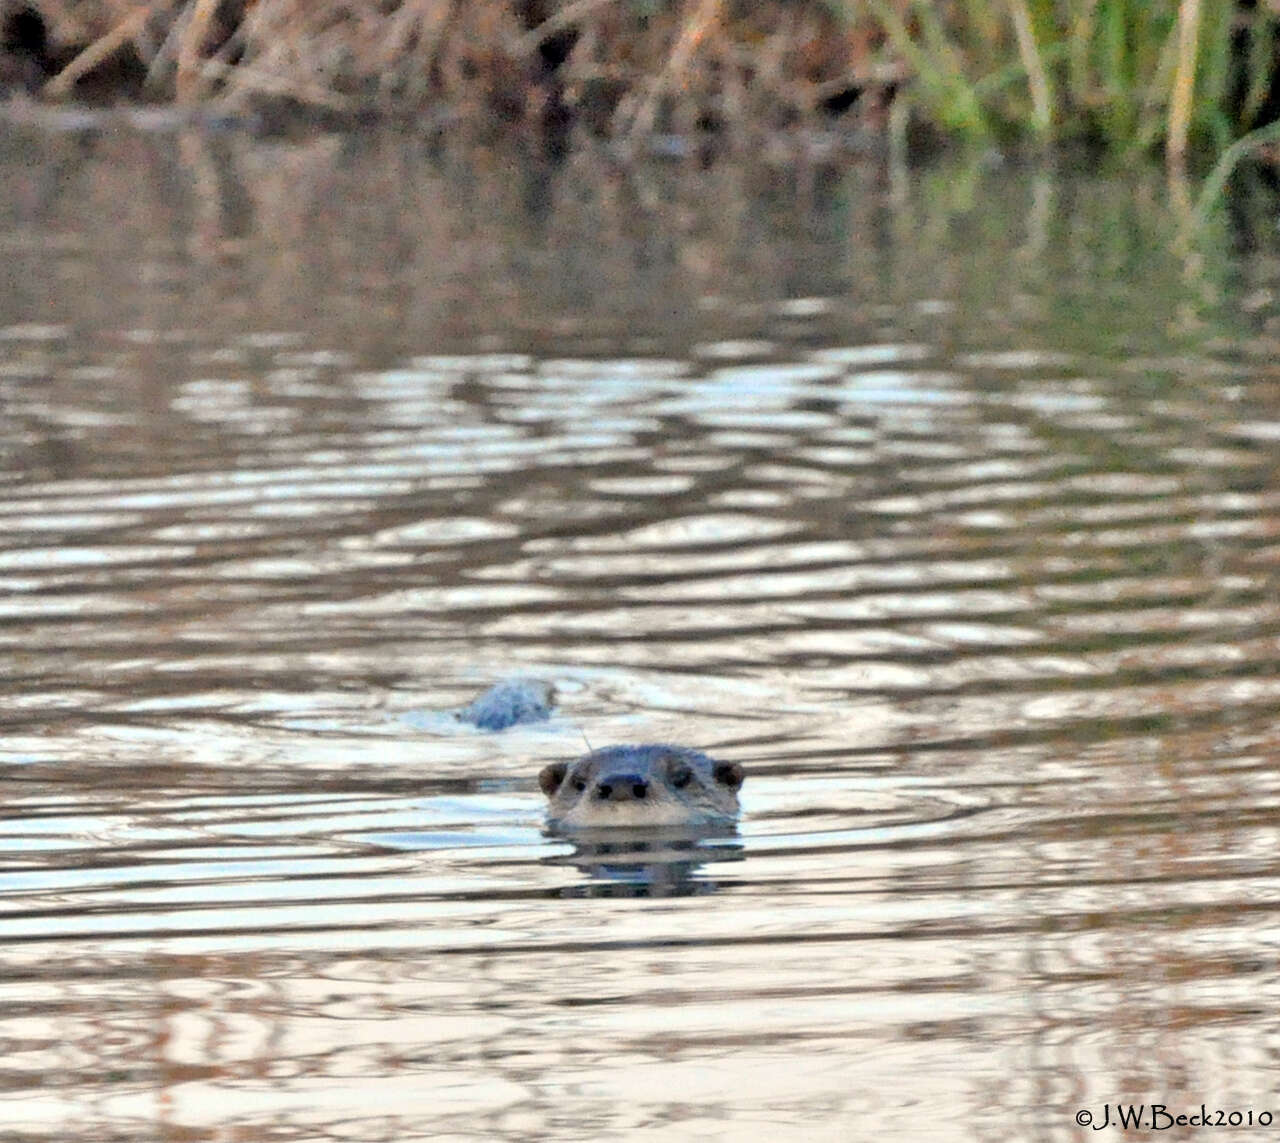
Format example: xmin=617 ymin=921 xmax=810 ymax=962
xmin=4 ymin=123 xmax=1280 ymax=1141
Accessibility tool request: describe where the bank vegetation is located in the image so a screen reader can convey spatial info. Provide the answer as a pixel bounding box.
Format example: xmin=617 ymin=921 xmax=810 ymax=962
xmin=2 ymin=0 xmax=1277 ymax=164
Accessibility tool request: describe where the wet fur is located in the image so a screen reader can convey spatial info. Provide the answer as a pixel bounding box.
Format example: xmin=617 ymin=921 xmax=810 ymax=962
xmin=540 ymin=744 xmax=743 ymax=830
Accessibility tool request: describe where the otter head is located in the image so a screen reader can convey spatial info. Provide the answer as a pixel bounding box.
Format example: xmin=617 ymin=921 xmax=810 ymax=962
xmin=539 ymin=744 xmax=743 ymax=830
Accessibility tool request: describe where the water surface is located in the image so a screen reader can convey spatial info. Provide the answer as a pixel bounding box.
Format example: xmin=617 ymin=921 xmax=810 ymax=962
xmin=3 ymin=125 xmax=1280 ymax=1140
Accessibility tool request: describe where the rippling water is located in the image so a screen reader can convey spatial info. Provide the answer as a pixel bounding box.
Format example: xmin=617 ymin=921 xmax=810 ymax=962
xmin=4 ymin=124 xmax=1280 ymax=1140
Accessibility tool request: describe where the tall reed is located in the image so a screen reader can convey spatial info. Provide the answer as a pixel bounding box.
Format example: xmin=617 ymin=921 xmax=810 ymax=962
xmin=826 ymin=0 xmax=1270 ymax=157
xmin=20 ymin=0 xmax=1280 ymax=162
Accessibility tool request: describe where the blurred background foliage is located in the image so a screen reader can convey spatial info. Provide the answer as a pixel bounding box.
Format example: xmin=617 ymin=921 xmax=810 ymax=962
xmin=1 ymin=0 xmax=1276 ymax=167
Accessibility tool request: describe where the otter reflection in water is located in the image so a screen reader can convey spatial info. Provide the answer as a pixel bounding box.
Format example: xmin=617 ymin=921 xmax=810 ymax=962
xmin=538 ymin=745 xmax=745 ymax=897
xmin=544 ymin=826 xmax=744 ymax=898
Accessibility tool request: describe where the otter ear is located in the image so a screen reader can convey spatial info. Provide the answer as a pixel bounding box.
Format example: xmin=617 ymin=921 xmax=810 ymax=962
xmin=713 ymin=761 xmax=744 ymax=790
xmin=539 ymin=762 xmax=569 ymax=797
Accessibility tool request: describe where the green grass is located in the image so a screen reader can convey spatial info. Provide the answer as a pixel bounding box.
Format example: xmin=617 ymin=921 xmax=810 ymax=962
xmin=826 ymin=0 xmax=1274 ymax=160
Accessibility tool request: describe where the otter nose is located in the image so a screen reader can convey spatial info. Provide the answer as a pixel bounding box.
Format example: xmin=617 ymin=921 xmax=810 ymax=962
xmin=594 ymin=773 xmax=649 ymax=801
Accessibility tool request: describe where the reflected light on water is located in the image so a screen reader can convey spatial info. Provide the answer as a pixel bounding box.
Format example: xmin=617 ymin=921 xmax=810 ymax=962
xmin=2 ymin=125 xmax=1280 ymax=1140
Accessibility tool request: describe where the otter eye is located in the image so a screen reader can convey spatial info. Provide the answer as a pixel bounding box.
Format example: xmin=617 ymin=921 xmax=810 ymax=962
xmin=713 ymin=761 xmax=744 ymax=790
xmin=669 ymin=763 xmax=692 ymax=788
xmin=572 ymin=777 xmax=587 ymax=793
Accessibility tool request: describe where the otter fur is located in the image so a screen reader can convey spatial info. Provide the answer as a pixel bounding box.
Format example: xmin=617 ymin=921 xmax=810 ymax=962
xmin=539 ymin=744 xmax=743 ymax=829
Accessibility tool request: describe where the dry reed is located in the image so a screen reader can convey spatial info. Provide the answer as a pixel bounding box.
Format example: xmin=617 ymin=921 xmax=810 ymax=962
xmin=6 ymin=0 xmax=1279 ymax=165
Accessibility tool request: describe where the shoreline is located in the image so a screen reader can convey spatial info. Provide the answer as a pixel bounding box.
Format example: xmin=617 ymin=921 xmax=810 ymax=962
xmin=0 ymin=88 xmax=899 ymax=168
xmin=2 ymin=1 xmax=1273 ymax=163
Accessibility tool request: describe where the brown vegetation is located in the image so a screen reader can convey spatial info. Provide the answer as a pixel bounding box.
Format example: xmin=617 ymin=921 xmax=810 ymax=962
xmin=3 ymin=0 xmax=903 ymax=141
xmin=2 ymin=0 xmax=1277 ymax=178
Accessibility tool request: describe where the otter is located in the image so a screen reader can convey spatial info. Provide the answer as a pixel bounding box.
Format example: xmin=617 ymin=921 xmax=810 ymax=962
xmin=539 ymin=744 xmax=744 ymax=830
xmin=454 ymin=678 xmax=556 ymax=731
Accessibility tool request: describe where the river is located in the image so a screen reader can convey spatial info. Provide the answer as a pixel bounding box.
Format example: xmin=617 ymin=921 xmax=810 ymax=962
xmin=2 ymin=121 xmax=1279 ymax=1140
